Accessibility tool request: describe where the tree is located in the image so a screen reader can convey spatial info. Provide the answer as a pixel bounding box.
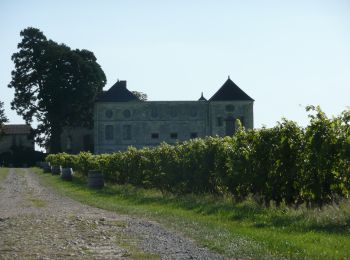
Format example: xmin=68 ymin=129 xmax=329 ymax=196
xmin=132 ymin=91 xmax=148 ymax=101
xmin=8 ymin=27 xmax=106 ymax=153
xmin=0 ymin=100 xmax=9 ymax=136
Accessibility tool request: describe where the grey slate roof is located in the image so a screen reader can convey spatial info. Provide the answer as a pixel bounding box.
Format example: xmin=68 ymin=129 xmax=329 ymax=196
xmin=209 ymin=77 xmax=254 ymax=101
xmin=96 ymin=80 xmax=140 ymax=102
xmin=3 ymin=124 xmax=32 ymax=135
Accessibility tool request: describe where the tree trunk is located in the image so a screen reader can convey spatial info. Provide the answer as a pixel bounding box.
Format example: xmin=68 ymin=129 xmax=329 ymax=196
xmin=49 ymin=122 xmax=62 ymax=153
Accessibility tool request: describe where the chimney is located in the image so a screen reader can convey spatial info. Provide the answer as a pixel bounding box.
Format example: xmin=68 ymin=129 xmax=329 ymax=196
xmin=119 ymin=80 xmax=127 ymax=88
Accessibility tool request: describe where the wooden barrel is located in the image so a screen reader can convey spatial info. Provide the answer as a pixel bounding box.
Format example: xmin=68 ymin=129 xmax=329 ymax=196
xmin=51 ymin=165 xmax=62 ymax=175
xmin=87 ymin=170 xmax=104 ymax=189
xmin=42 ymin=162 xmax=51 ymax=173
xmin=61 ymin=168 xmax=73 ymax=181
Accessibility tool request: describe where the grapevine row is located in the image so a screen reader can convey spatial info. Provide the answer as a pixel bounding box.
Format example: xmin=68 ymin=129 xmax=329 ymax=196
xmin=46 ymin=106 xmax=350 ymax=206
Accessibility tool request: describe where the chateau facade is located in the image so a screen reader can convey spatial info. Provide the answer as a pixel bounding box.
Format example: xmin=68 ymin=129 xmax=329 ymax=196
xmin=93 ymin=78 xmax=254 ymax=154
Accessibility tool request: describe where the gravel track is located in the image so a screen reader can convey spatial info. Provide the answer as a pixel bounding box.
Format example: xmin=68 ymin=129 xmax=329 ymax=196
xmin=0 ymin=168 xmax=227 ymax=259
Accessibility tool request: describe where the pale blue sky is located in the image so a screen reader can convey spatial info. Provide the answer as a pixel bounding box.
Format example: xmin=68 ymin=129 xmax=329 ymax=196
xmin=1 ymin=0 xmax=349 ymax=129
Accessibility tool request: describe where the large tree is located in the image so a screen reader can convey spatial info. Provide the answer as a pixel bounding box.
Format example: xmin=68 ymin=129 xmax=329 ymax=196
xmin=0 ymin=100 xmax=9 ymax=136
xmin=8 ymin=27 xmax=106 ymax=153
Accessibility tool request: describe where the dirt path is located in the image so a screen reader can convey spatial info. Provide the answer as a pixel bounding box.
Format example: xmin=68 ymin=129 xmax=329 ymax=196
xmin=0 ymin=168 xmax=227 ymax=259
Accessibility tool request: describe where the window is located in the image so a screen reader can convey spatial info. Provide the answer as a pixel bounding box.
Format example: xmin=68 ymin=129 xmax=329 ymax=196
xmin=105 ymin=109 xmax=113 ymax=118
xmin=190 ymin=132 xmax=198 ymax=139
xmin=170 ymin=133 xmax=178 ymax=139
xmin=105 ymin=125 xmax=114 ymax=140
xmin=123 ymin=109 xmax=131 ymax=118
xmin=66 ymin=136 xmax=72 ymax=150
xmin=225 ymin=105 xmax=235 ymax=112
xmin=151 ymin=133 xmax=159 ymax=139
xmin=225 ymin=117 xmax=235 ymax=136
xmin=83 ymin=135 xmax=93 ymax=151
xmin=190 ymin=108 xmax=197 ymax=117
xmin=216 ymin=117 xmax=223 ymax=126
xmin=12 ymin=136 xmax=17 ymax=146
xmin=170 ymin=108 xmax=177 ymax=117
xmin=239 ymin=116 xmax=245 ymax=126
xmin=151 ymin=108 xmax=158 ymax=118
xmin=123 ymin=125 xmax=132 ymax=140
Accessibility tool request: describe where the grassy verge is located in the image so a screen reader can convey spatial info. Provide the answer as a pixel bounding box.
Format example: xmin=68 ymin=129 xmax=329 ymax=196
xmin=0 ymin=167 xmax=10 ymax=183
xmin=33 ymin=168 xmax=350 ymax=259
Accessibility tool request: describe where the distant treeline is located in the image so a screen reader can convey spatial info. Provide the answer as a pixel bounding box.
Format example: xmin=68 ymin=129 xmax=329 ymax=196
xmin=46 ymin=106 xmax=350 ymax=207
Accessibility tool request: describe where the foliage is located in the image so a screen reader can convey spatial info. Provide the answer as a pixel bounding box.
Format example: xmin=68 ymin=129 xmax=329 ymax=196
xmin=46 ymin=107 xmax=350 ymax=206
xmin=8 ymin=27 xmax=106 ymax=152
xmin=0 ymin=100 xmax=8 ymax=136
xmin=131 ymin=91 xmax=148 ymax=101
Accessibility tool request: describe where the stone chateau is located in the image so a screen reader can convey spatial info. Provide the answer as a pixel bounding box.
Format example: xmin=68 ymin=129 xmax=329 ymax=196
xmin=90 ymin=77 xmax=254 ymax=154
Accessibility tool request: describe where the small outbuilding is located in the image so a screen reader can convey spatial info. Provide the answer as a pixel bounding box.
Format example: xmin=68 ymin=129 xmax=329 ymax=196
xmin=0 ymin=124 xmax=34 ymax=154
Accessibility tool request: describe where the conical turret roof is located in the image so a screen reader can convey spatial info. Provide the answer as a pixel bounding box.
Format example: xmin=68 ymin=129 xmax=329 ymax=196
xmin=209 ymin=77 xmax=254 ymax=101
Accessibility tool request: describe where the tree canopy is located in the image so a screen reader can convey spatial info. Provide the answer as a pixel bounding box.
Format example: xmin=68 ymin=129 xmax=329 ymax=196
xmin=131 ymin=91 xmax=148 ymax=101
xmin=0 ymin=100 xmax=9 ymax=136
xmin=8 ymin=27 xmax=106 ymax=153
xmin=0 ymin=101 xmax=8 ymax=124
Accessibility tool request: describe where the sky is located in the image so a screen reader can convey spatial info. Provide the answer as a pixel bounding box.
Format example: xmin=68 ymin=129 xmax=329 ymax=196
xmin=1 ymin=0 xmax=349 ymax=130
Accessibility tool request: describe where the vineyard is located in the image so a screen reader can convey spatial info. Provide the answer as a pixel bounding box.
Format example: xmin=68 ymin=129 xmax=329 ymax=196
xmin=46 ymin=106 xmax=350 ymax=207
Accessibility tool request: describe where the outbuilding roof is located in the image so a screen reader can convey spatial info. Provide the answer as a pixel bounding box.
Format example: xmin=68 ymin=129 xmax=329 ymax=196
xmin=96 ymin=80 xmax=140 ymax=102
xmin=3 ymin=124 xmax=32 ymax=135
xmin=209 ymin=77 xmax=254 ymax=101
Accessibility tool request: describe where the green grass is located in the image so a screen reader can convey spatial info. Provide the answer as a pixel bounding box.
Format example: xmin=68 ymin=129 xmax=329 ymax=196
xmin=0 ymin=167 xmax=9 ymax=192
xmin=32 ymin=168 xmax=350 ymax=259
xmin=0 ymin=168 xmax=10 ymax=186
xmin=28 ymin=197 xmax=47 ymax=208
